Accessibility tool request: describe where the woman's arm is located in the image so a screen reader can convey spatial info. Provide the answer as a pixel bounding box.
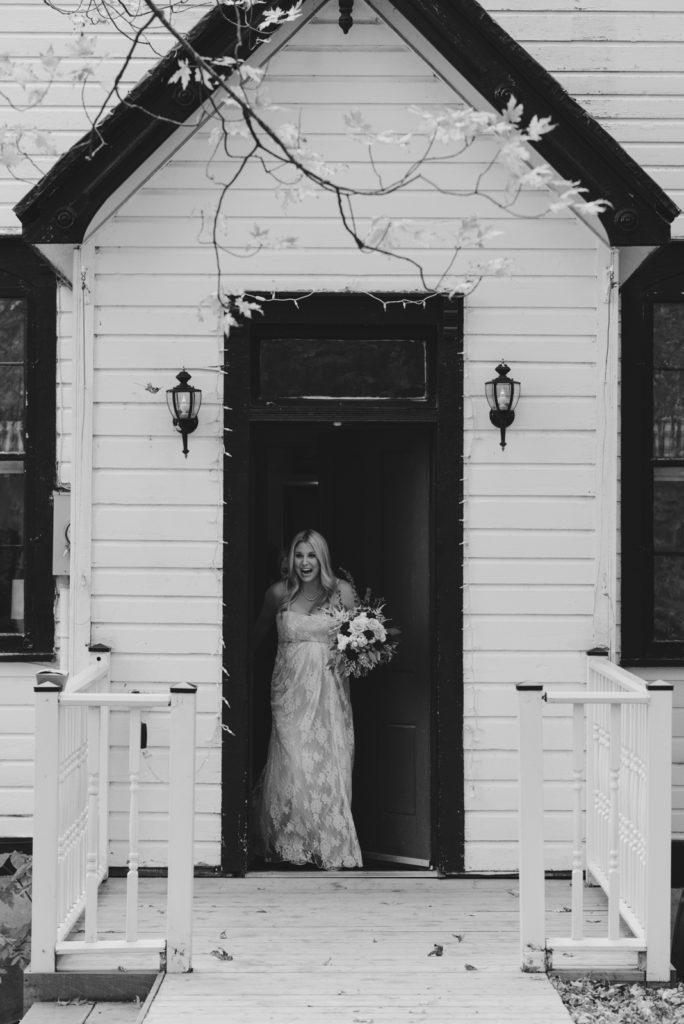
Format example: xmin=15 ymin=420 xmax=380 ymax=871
xmin=336 ymin=579 xmax=356 ymax=611
xmin=253 ymin=581 xmax=284 ymax=650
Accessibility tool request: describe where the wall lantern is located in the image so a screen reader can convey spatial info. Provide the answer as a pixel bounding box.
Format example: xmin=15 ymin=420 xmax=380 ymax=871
xmin=485 ymin=362 xmax=520 ymax=450
xmin=166 ymin=369 xmax=202 ymax=458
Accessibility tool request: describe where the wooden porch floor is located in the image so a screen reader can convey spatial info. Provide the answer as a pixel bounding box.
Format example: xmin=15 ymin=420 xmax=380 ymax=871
xmin=56 ymin=872 xmax=633 ymax=1023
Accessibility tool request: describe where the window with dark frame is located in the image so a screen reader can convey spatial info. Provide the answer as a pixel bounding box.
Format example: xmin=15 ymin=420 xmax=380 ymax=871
xmin=621 ymin=243 xmax=684 ymax=664
xmin=0 ymin=240 xmax=56 ymax=657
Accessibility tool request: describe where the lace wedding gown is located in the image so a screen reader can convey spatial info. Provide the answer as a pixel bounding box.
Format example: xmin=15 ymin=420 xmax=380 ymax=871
xmin=253 ymin=608 xmax=363 ymax=869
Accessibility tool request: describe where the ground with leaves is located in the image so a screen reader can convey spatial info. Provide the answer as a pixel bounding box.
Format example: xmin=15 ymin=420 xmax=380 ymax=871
xmin=552 ymin=977 xmax=684 ymax=1023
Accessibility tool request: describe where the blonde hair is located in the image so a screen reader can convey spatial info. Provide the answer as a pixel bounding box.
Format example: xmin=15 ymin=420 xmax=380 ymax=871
xmin=282 ymin=529 xmax=337 ymax=610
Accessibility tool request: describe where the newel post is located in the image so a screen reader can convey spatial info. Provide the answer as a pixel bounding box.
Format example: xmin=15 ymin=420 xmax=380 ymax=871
xmin=31 ymin=671 xmax=67 ymax=972
xmin=517 ymin=683 xmax=546 ymax=972
xmin=645 ymin=681 xmax=673 ymax=983
xmin=166 ymin=683 xmax=197 ymax=973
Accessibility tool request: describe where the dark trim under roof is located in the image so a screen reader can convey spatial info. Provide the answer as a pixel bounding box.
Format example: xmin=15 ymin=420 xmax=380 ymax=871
xmin=15 ymin=0 xmax=679 ymax=246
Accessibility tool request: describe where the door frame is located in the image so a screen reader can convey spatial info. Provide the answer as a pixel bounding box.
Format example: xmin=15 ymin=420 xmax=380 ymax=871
xmin=221 ymin=293 xmax=464 ymax=875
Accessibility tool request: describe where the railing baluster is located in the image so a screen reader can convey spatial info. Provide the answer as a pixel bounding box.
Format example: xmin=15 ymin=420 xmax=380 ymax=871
xmin=608 ymin=702 xmax=621 ymax=941
xmin=571 ymin=703 xmax=584 ymax=940
xmin=85 ymin=704 xmax=101 ymax=943
xmin=126 ymin=708 xmax=141 ymax=942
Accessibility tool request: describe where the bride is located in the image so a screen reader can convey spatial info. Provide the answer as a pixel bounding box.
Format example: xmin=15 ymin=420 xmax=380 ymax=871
xmin=252 ymin=529 xmax=363 ymax=869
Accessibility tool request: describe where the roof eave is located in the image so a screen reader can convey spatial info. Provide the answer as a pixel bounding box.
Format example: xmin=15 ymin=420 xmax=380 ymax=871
xmin=392 ymin=0 xmax=678 ymax=246
xmin=14 ymin=0 xmax=679 ymax=246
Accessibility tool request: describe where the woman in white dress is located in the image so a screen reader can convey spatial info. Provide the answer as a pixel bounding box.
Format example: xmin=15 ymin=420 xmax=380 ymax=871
xmin=252 ymin=529 xmax=363 ymax=869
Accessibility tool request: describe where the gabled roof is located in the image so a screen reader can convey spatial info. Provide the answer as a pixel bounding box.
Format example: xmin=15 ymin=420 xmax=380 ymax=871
xmin=15 ymin=0 xmax=679 ymax=246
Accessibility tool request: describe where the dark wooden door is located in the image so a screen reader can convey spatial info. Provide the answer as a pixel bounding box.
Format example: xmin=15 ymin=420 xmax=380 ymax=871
xmin=346 ymin=430 xmax=431 ymax=864
xmin=252 ymin=424 xmax=431 ymax=864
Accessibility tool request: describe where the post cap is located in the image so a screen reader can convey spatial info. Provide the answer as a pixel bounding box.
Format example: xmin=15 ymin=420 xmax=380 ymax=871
xmin=34 ymin=669 xmax=67 ymax=692
xmin=515 ymin=683 xmax=544 ymax=691
xmin=170 ymin=683 xmax=198 ymax=694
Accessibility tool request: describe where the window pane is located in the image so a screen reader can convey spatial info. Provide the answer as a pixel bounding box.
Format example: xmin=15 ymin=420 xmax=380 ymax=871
xmin=654 ymin=555 xmax=684 ymax=641
xmin=654 ymin=303 xmax=684 ymax=370
xmin=0 ymin=468 xmax=24 ymax=633
xmin=653 ymin=370 xmax=684 ymax=457
xmin=0 ymin=298 xmax=26 ymax=362
xmin=653 ymin=473 xmax=684 ymax=551
xmin=258 ymin=337 xmax=427 ymax=400
xmin=0 ymin=299 xmax=25 ymax=453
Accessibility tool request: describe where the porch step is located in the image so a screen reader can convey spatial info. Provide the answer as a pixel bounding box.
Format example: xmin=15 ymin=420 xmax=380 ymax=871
xmin=21 ymin=1002 xmax=142 ymax=1024
xmin=21 ymin=972 xmax=162 ymax=1024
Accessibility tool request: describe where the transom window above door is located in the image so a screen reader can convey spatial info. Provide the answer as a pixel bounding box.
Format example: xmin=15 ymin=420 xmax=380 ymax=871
xmin=248 ymin=294 xmax=443 ymax=411
xmin=256 ymin=336 xmax=429 ymax=402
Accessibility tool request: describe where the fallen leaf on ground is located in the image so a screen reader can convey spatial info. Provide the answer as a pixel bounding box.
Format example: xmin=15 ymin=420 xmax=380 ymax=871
xmin=209 ymin=947 xmax=233 ymax=961
xmin=464 ymin=963 xmax=478 ymax=971
xmin=428 ymin=944 xmax=444 ymax=957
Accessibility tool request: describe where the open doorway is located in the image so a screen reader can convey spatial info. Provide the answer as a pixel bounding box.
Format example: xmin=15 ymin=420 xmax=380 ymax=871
xmin=221 ymin=292 xmax=464 ymax=876
xmin=251 ymin=423 xmax=432 ymax=865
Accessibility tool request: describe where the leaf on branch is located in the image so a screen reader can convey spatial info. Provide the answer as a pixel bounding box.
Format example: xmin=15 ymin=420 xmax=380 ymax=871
xmin=524 ymin=114 xmax=555 ymax=142
xmin=250 ymin=224 xmax=271 ymax=243
xmin=275 ymin=181 xmax=318 ymax=207
xmin=211 ymin=57 xmax=240 ymax=70
xmin=32 ymin=130 xmax=57 ymax=155
xmin=258 ymin=2 xmax=303 ymax=30
xmin=40 ymin=47 xmax=61 ymax=75
xmin=501 ymin=94 xmax=524 ymax=125
xmin=343 ymin=109 xmax=376 ymax=141
xmin=238 ymin=65 xmax=266 ymax=86
xmin=517 ymin=164 xmax=555 ymax=190
xmin=66 ymin=32 xmax=98 ymax=60
xmin=275 ymin=235 xmax=298 ymax=249
xmin=579 ymin=198 xmax=612 ymax=216
xmin=234 ymin=295 xmax=264 ymax=319
xmin=276 ymin=121 xmax=301 ymax=148
xmin=469 ymin=256 xmax=513 ymax=278
xmin=169 ymin=59 xmax=193 ymax=91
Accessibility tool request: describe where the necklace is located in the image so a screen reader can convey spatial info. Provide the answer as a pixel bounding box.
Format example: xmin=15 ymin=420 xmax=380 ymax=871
xmin=302 ymin=587 xmax=323 ymax=604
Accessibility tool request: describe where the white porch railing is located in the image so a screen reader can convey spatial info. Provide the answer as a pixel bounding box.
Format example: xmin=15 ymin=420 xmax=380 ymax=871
xmin=31 ymin=647 xmax=197 ymax=974
xmin=518 ymin=655 xmax=673 ymax=983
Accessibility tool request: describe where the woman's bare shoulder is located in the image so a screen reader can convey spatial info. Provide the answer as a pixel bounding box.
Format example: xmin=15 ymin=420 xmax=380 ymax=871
xmin=265 ymin=580 xmax=287 ymax=606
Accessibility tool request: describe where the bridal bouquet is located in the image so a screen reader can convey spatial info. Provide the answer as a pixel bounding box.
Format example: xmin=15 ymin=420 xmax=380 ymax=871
xmin=328 ymin=585 xmax=400 ymax=679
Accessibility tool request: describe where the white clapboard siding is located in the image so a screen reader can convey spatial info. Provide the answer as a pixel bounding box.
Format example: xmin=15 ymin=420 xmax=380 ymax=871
xmin=0 ymin=0 xmax=209 ymax=224
xmin=0 ymin=668 xmax=43 ymax=837
xmin=77 ymin=0 xmax=608 ymax=872
xmin=626 ymin=667 xmax=684 ymax=838
xmin=487 ymin=1 xmax=684 ymax=202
